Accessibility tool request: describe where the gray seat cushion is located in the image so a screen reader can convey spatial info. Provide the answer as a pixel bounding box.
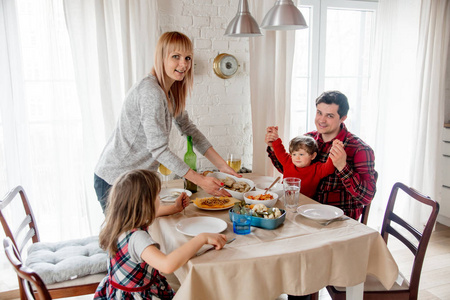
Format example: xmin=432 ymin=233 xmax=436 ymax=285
xmin=26 ymin=236 xmax=107 ymax=285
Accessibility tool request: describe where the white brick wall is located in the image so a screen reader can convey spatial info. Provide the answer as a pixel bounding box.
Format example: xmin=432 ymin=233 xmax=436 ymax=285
xmin=159 ymin=0 xmax=253 ymax=173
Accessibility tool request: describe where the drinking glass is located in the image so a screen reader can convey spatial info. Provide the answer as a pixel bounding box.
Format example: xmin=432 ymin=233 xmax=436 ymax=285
xmin=283 ymin=178 xmax=301 ymax=213
xmin=231 ymin=208 xmax=252 ymax=235
xmin=158 ymin=164 xmax=172 ymax=189
xmin=226 ymin=153 xmax=242 ymax=173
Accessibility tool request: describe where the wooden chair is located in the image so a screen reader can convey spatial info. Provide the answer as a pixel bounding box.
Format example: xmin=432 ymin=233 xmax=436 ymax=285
xmin=360 ymin=203 xmax=371 ymax=225
xmin=359 ymin=170 xmax=378 ymax=225
xmin=0 ymin=186 xmax=106 ymax=299
xmin=326 ymin=182 xmax=440 ymax=300
xmin=4 ymin=237 xmax=52 ymax=300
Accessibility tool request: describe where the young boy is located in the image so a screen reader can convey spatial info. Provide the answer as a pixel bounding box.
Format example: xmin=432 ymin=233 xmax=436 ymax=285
xmin=268 ymin=127 xmax=342 ymax=198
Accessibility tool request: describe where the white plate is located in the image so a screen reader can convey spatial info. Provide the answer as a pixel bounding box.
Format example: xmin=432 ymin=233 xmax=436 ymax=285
xmin=175 ymin=217 xmax=227 ymax=236
xmin=297 ymin=204 xmax=344 ymax=221
xmin=160 ymin=188 xmax=192 ymax=203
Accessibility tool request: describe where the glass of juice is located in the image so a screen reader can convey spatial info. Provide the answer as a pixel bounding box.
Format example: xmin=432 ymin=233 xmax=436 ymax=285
xmin=158 ymin=164 xmax=172 ymax=188
xmin=226 ymin=153 xmax=242 ymax=173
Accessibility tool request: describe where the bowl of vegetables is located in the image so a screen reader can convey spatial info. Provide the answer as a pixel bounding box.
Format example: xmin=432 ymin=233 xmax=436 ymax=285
xmin=243 ymin=190 xmax=278 ymax=208
xmin=229 ymin=201 xmax=286 ymax=230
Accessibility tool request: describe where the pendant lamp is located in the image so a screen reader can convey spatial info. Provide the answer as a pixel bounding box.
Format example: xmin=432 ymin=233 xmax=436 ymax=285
xmin=260 ymin=0 xmax=308 ymax=30
xmin=224 ymin=0 xmax=262 ymax=37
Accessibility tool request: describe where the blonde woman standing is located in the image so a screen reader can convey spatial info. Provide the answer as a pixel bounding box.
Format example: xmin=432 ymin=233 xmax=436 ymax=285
xmin=94 ymin=32 xmax=237 ymax=212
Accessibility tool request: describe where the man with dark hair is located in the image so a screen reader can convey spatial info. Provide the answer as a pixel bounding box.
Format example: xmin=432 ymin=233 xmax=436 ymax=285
xmin=266 ymin=91 xmax=377 ymax=220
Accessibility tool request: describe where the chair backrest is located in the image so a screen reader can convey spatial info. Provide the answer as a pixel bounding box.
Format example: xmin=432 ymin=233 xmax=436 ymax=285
xmin=380 ymin=182 xmax=439 ymax=299
xmin=4 ymin=237 xmax=52 ymax=300
xmin=0 ymin=186 xmax=40 ymax=255
xmin=359 ymin=203 xmax=371 ymax=225
xmin=359 ymin=171 xmax=377 ymax=225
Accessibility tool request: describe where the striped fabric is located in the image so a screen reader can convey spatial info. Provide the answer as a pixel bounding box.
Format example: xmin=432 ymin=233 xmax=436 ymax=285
xmin=267 ymin=124 xmax=377 ymax=220
xmin=94 ymin=229 xmax=174 ymax=300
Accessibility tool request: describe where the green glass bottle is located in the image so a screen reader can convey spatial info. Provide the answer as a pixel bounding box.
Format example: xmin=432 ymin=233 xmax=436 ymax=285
xmin=184 ymin=136 xmax=198 ymax=192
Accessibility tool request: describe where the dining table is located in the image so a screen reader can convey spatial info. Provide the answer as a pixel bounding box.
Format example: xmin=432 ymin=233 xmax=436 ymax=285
xmin=149 ymin=173 xmax=399 ymax=300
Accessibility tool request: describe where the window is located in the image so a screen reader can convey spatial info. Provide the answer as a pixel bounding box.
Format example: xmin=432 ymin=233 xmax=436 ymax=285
xmin=291 ymin=0 xmax=377 ymax=138
xmin=1 ymin=0 xmax=91 ymax=240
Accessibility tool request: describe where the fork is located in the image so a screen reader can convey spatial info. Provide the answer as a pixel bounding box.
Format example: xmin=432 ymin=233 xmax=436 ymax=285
xmin=195 ymin=238 xmax=236 ymax=257
xmin=320 ymin=216 xmax=350 ymax=226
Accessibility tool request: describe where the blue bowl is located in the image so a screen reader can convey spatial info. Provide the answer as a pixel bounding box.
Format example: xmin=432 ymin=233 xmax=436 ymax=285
xmin=228 ymin=208 xmax=286 ymax=230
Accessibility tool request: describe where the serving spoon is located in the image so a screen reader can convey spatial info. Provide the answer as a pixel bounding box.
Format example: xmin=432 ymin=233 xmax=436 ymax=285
xmin=264 ymin=176 xmax=281 ymax=195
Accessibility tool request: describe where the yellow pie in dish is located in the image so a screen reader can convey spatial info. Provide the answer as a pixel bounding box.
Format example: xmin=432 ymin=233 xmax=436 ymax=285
xmin=193 ymin=197 xmax=239 ymax=210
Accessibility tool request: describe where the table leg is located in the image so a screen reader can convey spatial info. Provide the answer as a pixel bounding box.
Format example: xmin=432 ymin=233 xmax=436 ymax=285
xmin=346 ymin=282 xmax=363 ymax=300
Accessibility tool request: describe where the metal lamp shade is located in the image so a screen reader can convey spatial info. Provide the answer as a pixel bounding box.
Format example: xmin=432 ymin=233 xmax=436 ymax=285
xmin=261 ymin=0 xmax=308 ymax=30
xmin=224 ymin=0 xmax=262 ymax=37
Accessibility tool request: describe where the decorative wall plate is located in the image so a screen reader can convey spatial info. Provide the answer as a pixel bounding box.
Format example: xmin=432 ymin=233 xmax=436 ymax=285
xmin=213 ymin=53 xmax=239 ymax=79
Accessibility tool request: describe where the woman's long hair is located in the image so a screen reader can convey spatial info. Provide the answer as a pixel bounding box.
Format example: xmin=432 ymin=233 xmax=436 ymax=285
xmin=98 ymin=169 xmax=161 ymax=256
xmin=151 ymin=31 xmax=194 ymax=117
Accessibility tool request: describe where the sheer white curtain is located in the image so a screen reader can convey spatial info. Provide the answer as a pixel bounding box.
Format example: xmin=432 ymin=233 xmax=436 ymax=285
xmin=63 ymin=0 xmax=160 ymax=138
xmin=1 ymin=0 xmax=159 ymax=244
xmin=1 ymin=0 xmax=94 ymax=241
xmin=410 ymin=0 xmax=450 ymax=225
xmin=0 ymin=0 xmax=30 ymax=190
xmin=63 ymin=0 xmax=160 ymax=230
xmin=249 ymin=0 xmax=296 ymax=176
xmin=365 ymin=0 xmax=450 ymax=228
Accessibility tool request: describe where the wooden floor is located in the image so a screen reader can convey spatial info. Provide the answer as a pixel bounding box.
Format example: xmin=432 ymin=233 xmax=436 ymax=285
xmin=1 ymin=223 xmax=450 ymax=300
xmin=399 ymin=222 xmax=450 ymax=299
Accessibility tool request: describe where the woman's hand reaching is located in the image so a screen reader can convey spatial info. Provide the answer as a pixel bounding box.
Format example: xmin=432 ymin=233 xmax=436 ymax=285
xmin=219 ymin=164 xmax=241 ymax=178
xmin=199 ymin=176 xmax=231 ymax=197
xmin=184 ymin=169 xmax=231 ymax=197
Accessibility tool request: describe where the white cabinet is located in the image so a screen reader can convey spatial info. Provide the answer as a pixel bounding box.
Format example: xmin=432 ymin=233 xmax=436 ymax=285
xmin=438 ymin=127 xmax=450 ymax=226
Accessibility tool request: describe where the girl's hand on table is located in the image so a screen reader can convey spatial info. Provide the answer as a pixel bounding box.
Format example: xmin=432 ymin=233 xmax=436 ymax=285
xmin=174 ymin=192 xmax=190 ymax=213
xmin=199 ymin=233 xmax=227 ymax=249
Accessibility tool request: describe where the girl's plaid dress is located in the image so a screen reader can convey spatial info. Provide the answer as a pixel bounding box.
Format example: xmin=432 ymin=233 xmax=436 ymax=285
xmin=94 ymin=229 xmax=175 ymax=300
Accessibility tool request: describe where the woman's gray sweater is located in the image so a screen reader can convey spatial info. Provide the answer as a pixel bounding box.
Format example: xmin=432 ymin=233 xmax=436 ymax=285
xmin=95 ymin=75 xmax=212 ymax=184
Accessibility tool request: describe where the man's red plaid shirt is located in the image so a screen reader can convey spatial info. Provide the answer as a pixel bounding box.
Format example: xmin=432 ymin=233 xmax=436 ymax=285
xmin=267 ymin=124 xmax=377 ymax=220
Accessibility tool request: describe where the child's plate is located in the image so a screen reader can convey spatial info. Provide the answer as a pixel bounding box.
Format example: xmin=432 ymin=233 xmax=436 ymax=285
xmin=297 ymin=204 xmax=344 ymax=221
xmin=160 ymin=188 xmax=192 ymax=203
xmin=175 ymin=217 xmax=227 ymax=236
